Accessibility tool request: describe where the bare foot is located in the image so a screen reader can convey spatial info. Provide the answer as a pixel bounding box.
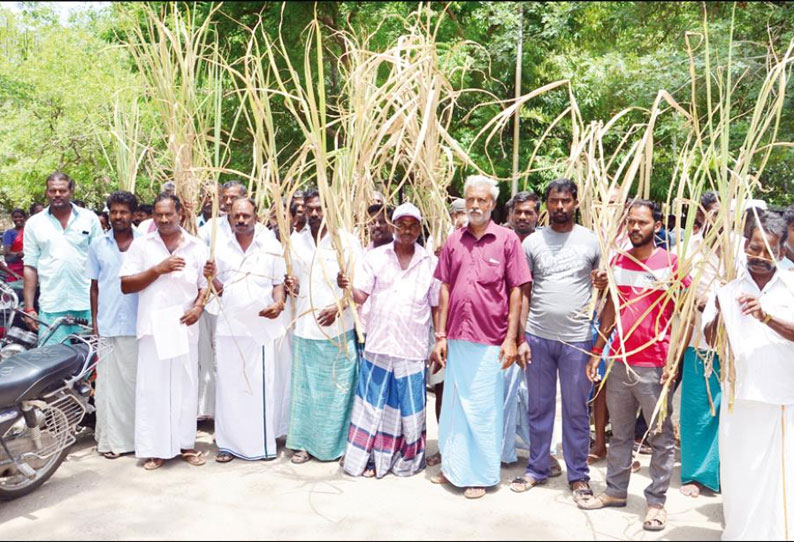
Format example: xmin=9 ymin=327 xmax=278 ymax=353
xmin=680 ymin=483 xmax=701 ymax=498
xmin=587 ymin=446 xmax=607 ymax=465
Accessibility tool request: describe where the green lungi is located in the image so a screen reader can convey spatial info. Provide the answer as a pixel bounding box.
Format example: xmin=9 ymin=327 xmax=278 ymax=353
xmin=287 ymin=331 xmax=358 ymax=460
xmin=680 ymin=347 xmax=721 ymax=491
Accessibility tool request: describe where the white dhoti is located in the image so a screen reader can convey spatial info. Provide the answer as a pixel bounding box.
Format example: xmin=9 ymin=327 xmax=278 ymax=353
xmin=215 ymin=336 xmax=278 ymax=459
xmin=720 ymin=398 xmax=794 ymax=541
xmin=134 ymin=336 xmax=200 ymax=459
xmin=95 ymin=336 xmax=138 ymax=454
xmin=197 ymin=311 xmax=217 ymax=419
xmin=272 ymin=328 xmax=292 ymax=438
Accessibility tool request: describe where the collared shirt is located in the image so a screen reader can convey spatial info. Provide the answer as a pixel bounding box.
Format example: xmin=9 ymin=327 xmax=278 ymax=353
xmin=23 ymin=203 xmax=103 ymax=312
xmin=215 ymin=230 xmax=286 ymax=339
xmin=197 ymin=217 xmax=275 ymax=315
xmin=290 ymin=228 xmax=363 ymax=340
xmin=434 ymin=220 xmax=532 ymax=346
xmin=355 ymin=242 xmax=440 ymax=360
xmin=703 ymin=270 xmax=794 ymax=405
xmin=611 ymin=248 xmax=691 ymax=367
xmin=780 ymin=257 xmax=794 ymax=272
xmin=119 ymin=228 xmax=208 ymax=339
xmin=86 ymin=229 xmax=141 ymax=337
xmin=136 ymin=218 xmax=157 ymax=234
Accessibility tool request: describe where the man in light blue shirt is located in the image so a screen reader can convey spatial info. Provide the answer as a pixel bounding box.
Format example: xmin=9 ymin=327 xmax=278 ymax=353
xmin=87 ymin=191 xmax=140 ymax=459
xmin=23 ymin=172 xmax=103 ymax=345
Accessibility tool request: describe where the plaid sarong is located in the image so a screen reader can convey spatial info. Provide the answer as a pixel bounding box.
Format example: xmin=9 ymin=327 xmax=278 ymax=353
xmin=343 ymin=352 xmax=426 ymax=478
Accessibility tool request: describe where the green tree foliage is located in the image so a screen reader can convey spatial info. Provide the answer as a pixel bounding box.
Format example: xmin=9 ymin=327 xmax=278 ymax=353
xmin=1 ymin=2 xmax=793 ymax=212
xmin=0 ymin=3 xmax=143 ymax=208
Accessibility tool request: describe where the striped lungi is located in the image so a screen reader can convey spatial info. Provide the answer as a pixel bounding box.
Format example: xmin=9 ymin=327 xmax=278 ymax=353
xmin=439 ymin=339 xmax=503 ymax=488
xmin=286 ymin=331 xmax=358 ymax=461
xmin=344 ymin=352 xmax=426 ymax=478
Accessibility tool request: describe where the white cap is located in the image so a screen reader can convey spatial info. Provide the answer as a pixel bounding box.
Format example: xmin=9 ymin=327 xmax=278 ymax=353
xmin=392 ymin=202 xmax=422 ymax=223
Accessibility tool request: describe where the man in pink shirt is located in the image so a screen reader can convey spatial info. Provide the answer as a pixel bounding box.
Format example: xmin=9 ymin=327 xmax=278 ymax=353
xmin=581 ymin=199 xmax=692 ymax=532
xmin=338 ymin=202 xmax=439 ymax=479
xmin=429 ymin=175 xmax=532 ymax=499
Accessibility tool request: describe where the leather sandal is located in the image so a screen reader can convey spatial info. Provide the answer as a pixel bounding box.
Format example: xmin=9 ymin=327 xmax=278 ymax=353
xmin=291 ymin=450 xmax=311 ymax=464
xmin=463 ymin=487 xmax=486 ymax=499
xmin=215 ymin=452 xmax=234 ymax=463
xmin=143 ymin=457 xmax=166 ymax=471
xmin=576 ymin=492 xmax=627 ymax=510
xmin=181 ymin=450 xmax=206 ymax=466
xmin=510 ymin=475 xmax=546 ymax=493
xmin=643 ymin=505 xmax=667 ymax=531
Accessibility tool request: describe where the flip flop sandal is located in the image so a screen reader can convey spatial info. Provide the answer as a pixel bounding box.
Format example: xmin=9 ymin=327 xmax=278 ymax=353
xmin=215 ymin=452 xmax=234 ymax=463
xmin=143 ymin=458 xmax=166 ymax=471
xmin=430 ymin=472 xmax=450 ymax=485
xmin=291 ymin=450 xmax=311 ymax=464
xmin=576 ymin=492 xmax=627 ymax=510
xmin=510 ymin=476 xmax=546 ymax=493
xmin=181 ymin=451 xmax=206 ymax=466
xmin=103 ymin=451 xmax=122 ymax=460
xmin=463 ymin=487 xmax=486 ymax=499
xmin=643 ymin=506 xmax=667 ymax=531
xmin=362 ymin=468 xmax=376 ymax=478
xmin=426 ymin=452 xmax=442 ymax=467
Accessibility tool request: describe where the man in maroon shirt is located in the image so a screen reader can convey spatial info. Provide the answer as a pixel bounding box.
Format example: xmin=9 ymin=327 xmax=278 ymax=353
xmin=429 ymin=175 xmax=532 ymax=499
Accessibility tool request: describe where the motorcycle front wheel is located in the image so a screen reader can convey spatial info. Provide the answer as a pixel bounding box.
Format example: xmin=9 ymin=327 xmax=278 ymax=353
xmin=0 ymin=445 xmax=69 ymax=500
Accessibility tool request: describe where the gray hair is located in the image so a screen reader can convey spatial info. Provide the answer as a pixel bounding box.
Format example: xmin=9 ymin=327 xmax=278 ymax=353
xmin=222 ymin=180 xmax=248 ymax=196
xmin=463 ymin=175 xmax=499 ymax=202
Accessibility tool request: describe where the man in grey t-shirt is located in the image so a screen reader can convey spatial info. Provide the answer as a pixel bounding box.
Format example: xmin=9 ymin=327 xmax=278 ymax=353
xmin=510 ymin=178 xmax=601 ymax=504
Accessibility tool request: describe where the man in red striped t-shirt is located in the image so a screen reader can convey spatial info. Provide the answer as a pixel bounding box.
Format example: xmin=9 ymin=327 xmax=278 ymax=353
xmin=579 ymin=199 xmax=692 ymax=532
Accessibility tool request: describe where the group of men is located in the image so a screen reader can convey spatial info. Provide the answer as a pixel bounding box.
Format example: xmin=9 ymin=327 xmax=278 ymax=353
xmin=17 ymin=170 xmax=794 ymax=540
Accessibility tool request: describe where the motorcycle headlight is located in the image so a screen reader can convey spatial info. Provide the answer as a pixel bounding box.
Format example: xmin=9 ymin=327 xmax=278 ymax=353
xmin=0 ymin=343 xmax=27 ymax=360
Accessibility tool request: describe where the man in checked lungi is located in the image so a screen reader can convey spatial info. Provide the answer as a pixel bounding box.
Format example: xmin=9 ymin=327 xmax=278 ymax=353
xmin=429 ymin=175 xmax=532 ymax=499
xmin=202 ymin=197 xmax=287 ymax=463
xmin=336 ymin=202 xmax=439 ymax=478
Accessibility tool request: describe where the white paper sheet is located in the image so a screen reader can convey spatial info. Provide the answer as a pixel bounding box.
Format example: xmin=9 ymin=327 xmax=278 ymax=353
xmin=151 ymin=305 xmax=190 ymax=359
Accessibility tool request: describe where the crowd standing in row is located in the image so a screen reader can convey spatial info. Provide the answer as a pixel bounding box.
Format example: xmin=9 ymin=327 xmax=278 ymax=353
xmin=3 ymin=171 xmax=794 ymax=540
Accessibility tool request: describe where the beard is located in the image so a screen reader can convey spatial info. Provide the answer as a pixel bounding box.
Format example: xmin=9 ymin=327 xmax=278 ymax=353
xmin=466 ymin=210 xmax=489 ymax=226
xmin=629 ymin=231 xmax=655 ymax=248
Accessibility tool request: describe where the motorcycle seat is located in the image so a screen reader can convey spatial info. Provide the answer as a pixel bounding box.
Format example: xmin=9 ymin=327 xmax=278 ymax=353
xmin=0 ymin=344 xmax=89 ymax=406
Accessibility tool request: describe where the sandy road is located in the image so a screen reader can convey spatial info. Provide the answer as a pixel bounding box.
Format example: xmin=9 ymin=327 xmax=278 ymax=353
xmin=0 ymin=394 xmax=722 ymax=540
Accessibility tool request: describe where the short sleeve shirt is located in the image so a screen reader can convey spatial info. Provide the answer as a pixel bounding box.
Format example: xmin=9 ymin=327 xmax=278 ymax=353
xmin=86 ymin=230 xmax=141 ymax=337
xmin=434 ymin=221 xmax=532 ymax=346
xmin=524 ymin=225 xmax=601 ymax=342
xmin=355 ymin=242 xmax=440 ymax=360
xmin=119 ymin=229 xmax=208 ymax=339
xmin=23 ymin=204 xmax=103 ymax=312
xmin=611 ymin=248 xmax=691 ymax=367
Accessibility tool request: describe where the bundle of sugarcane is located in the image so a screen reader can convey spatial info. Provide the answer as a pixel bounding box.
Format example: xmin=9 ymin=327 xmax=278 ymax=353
xmin=568 ymin=6 xmax=794 ymax=435
xmin=96 ymin=91 xmax=148 ymax=195
xmin=121 ymin=2 xmax=226 ymax=235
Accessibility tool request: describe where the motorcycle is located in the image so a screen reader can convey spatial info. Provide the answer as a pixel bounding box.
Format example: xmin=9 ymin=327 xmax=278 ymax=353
xmin=0 ymin=281 xmax=107 ymax=500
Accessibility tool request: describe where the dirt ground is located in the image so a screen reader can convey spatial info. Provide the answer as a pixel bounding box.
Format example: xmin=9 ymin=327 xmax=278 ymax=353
xmin=0 ymin=393 xmax=722 ymax=540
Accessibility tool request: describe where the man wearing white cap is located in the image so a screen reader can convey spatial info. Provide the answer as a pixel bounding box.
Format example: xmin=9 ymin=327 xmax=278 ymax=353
xmin=338 ymin=202 xmax=440 ymax=478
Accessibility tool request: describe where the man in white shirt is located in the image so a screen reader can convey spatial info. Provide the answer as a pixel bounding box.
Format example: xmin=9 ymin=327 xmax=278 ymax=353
xmin=195 ymin=180 xmax=252 ymax=420
xmin=120 ymin=193 xmax=209 ymax=471
xmin=204 ymin=198 xmax=287 ymax=463
xmin=284 ymin=189 xmax=363 ymax=465
xmin=703 ymin=212 xmax=794 ymax=540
